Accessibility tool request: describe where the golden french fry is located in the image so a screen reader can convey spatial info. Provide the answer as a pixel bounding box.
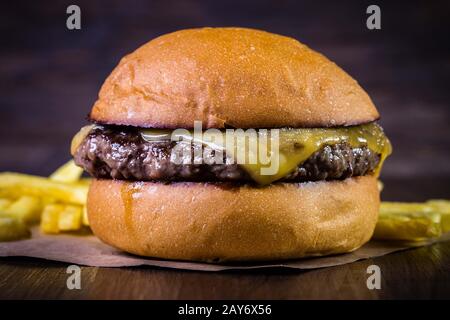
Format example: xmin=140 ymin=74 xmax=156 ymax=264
xmin=374 ymin=212 xmax=441 ymax=241
xmin=440 ymin=216 xmax=450 ymax=233
xmin=4 ymin=196 xmax=42 ymax=224
xmin=0 ymin=188 xmax=21 ymax=199
xmin=427 ymin=199 xmax=450 ymax=212
xmin=40 ymin=204 xmax=64 ymax=234
xmin=50 ymin=160 xmax=83 ymax=183
xmin=0 ymin=198 xmax=12 ymax=211
xmin=82 ymin=206 xmax=89 ymax=226
xmin=0 ymin=173 xmax=88 ymax=205
xmin=41 ymin=196 xmax=57 ymax=206
xmin=374 ymin=202 xmax=442 ymax=241
xmin=0 ymin=216 xmax=31 ymax=241
xmin=58 ymin=205 xmax=82 ymax=231
xmin=427 ymin=200 xmax=450 ymax=232
xmin=380 ymin=202 xmax=434 ymax=214
xmin=0 ymin=160 xmax=90 ymax=237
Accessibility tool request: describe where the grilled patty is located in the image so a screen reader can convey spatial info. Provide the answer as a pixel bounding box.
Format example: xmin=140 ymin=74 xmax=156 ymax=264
xmin=74 ymin=126 xmax=380 ymax=183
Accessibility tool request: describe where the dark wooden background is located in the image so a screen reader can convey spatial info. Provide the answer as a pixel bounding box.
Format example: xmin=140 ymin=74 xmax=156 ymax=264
xmin=0 ymin=0 xmax=449 ymax=299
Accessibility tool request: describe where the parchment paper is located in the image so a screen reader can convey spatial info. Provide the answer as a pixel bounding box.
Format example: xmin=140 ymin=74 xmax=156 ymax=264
xmin=0 ymin=228 xmax=447 ymax=271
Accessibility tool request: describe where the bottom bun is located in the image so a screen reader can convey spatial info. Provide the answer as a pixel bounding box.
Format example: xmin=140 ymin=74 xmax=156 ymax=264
xmin=87 ymin=176 xmax=380 ymax=262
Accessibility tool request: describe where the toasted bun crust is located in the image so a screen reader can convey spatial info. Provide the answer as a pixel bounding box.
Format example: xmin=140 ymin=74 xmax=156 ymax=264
xmin=90 ymin=27 xmax=379 ymax=128
xmin=87 ymin=176 xmax=380 ymax=262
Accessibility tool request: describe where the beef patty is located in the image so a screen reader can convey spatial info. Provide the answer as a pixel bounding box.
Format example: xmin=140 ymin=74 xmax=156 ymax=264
xmin=74 ymin=126 xmax=381 ymax=183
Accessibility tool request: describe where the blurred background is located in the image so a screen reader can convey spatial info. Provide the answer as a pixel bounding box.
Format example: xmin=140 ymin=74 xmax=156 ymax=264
xmin=1 ymin=0 xmax=449 ymax=201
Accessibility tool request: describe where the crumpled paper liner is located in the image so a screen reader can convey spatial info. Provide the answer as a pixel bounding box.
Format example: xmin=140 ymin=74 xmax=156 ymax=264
xmin=0 ymin=228 xmax=447 ymax=271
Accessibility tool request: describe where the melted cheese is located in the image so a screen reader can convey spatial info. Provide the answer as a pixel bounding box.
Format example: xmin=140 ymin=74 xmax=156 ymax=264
xmin=70 ymin=124 xmax=95 ymax=156
xmin=141 ymin=123 xmax=392 ymax=185
xmin=72 ymin=123 xmax=391 ymax=185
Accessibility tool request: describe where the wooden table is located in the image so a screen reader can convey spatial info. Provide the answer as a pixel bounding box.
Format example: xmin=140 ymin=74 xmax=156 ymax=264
xmin=1 ymin=241 xmax=450 ymax=299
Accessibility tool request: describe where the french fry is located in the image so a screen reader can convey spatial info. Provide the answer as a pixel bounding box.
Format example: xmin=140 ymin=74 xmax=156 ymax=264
xmin=380 ymin=202 xmax=434 ymax=214
xmin=427 ymin=200 xmax=450 ymax=233
xmin=0 ymin=173 xmax=88 ymax=205
xmin=0 ymin=187 xmax=22 ymax=199
xmin=50 ymin=160 xmax=83 ymax=183
xmin=3 ymin=196 xmax=42 ymax=224
xmin=40 ymin=204 xmax=64 ymax=234
xmin=0 ymin=216 xmax=31 ymax=241
xmin=39 ymin=160 xmax=84 ymax=214
xmin=82 ymin=206 xmax=89 ymax=226
xmin=0 ymin=198 xmax=12 ymax=210
xmin=0 ymin=160 xmax=92 ymax=240
xmin=374 ymin=202 xmax=442 ymax=241
xmin=58 ymin=205 xmax=82 ymax=231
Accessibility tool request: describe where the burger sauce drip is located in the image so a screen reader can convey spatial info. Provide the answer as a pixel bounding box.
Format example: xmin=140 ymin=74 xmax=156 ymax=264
xmin=120 ymin=183 xmax=138 ymax=240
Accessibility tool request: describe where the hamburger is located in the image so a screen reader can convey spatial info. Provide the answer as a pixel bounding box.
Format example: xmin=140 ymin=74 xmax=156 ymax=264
xmin=71 ymin=27 xmax=391 ymax=262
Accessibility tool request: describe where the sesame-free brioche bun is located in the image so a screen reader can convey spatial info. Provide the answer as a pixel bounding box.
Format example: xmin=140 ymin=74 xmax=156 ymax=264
xmin=87 ymin=176 xmax=380 ymax=262
xmin=90 ymin=27 xmax=379 ymax=129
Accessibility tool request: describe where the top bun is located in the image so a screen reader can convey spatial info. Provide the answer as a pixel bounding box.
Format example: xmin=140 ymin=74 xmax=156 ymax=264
xmin=90 ymin=27 xmax=379 ymax=128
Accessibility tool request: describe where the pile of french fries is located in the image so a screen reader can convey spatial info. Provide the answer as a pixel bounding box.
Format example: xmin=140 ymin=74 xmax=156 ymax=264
xmin=0 ymin=163 xmax=449 ymax=244
xmin=374 ymin=200 xmax=450 ymax=242
xmin=0 ymin=161 xmax=90 ymax=241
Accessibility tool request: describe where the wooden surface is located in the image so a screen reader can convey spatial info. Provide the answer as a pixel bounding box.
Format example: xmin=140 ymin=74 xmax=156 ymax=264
xmin=1 ymin=1 xmax=449 ymax=299
xmin=1 ymin=241 xmax=450 ymax=299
